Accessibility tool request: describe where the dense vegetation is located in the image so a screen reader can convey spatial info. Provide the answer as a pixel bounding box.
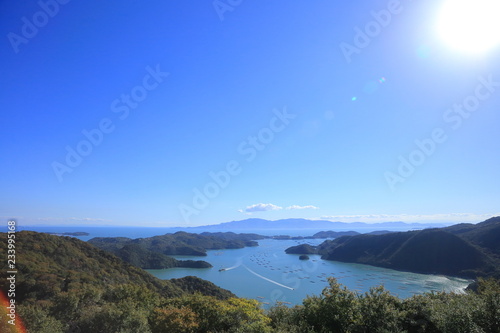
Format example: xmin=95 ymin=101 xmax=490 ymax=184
xmin=286 ymin=217 xmax=500 ymax=279
xmin=89 ymin=231 xmax=259 ymax=256
xmin=267 ymin=277 xmax=500 ymax=333
xmin=0 ymin=231 xmax=235 ymax=332
xmin=1 ymin=230 xmax=500 ymax=332
xmin=271 ymin=230 xmax=392 ymax=241
xmin=311 ymin=230 xmax=360 ymax=238
xmin=200 ymin=232 xmax=267 ymax=242
xmin=88 ymin=231 xmax=261 ymax=269
xmin=45 ymin=231 xmax=90 ymax=236
xmin=286 ymin=243 xmax=318 ymax=254
xmin=96 ymin=241 xmax=212 ymax=269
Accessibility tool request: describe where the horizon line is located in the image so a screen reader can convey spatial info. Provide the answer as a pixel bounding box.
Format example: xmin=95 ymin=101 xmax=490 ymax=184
xmin=13 ymin=220 xmax=460 ymax=228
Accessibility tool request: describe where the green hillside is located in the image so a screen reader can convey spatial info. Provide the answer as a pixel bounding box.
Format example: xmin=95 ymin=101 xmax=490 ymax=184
xmin=0 ymin=231 xmax=233 ymax=302
xmin=89 ymin=231 xmax=258 ymax=255
xmin=88 ymin=231 xmax=261 ymax=270
xmin=445 ymin=216 xmax=500 ymax=255
xmin=97 ymin=242 xmax=212 ymax=269
xmin=286 ymin=217 xmax=500 ymax=279
xmin=0 ymin=231 xmax=239 ymax=332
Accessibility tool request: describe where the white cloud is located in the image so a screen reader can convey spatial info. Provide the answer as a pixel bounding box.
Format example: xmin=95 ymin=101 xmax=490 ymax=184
xmin=240 ymin=203 xmax=319 ymax=213
xmin=69 ymin=217 xmax=111 ymax=222
xmin=243 ymin=203 xmax=283 ymax=212
xmin=286 ymin=205 xmax=319 ymax=210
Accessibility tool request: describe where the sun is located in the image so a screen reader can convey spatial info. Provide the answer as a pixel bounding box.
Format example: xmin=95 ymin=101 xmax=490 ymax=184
xmin=437 ymin=0 xmax=500 ymax=55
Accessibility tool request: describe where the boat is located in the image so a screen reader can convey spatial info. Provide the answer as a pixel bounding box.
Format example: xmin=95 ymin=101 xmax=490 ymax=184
xmin=219 ymin=268 xmax=226 ymax=272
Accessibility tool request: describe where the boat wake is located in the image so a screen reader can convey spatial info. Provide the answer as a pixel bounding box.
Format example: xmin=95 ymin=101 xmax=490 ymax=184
xmin=221 ymin=256 xmax=244 ymax=271
xmin=218 ymin=257 xmax=295 ymax=290
xmin=243 ymin=265 xmax=294 ymax=290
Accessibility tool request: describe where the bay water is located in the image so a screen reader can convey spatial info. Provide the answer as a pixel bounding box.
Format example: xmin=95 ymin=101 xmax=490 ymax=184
xmin=16 ymin=225 xmax=472 ymax=308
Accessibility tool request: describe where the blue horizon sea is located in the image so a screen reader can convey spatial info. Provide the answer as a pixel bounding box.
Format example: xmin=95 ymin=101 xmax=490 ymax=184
xmin=12 ymin=225 xmax=472 ymax=308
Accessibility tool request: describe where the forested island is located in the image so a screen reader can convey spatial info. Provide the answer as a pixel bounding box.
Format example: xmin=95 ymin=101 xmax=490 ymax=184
xmin=88 ymin=231 xmax=260 ymax=269
xmin=44 ymin=231 xmax=90 ymax=236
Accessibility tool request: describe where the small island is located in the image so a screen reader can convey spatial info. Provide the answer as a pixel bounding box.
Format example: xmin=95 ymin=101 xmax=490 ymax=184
xmin=46 ymin=231 xmax=90 ymax=236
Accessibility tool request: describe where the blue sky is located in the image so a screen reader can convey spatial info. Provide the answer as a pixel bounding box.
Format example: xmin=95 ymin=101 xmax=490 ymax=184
xmin=1 ymin=0 xmax=499 ymax=227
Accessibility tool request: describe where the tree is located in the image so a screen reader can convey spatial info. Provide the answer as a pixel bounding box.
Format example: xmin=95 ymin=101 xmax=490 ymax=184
xmin=354 ymin=285 xmax=402 ymax=332
xmin=149 ymin=306 xmax=199 ymax=333
xmin=301 ymin=277 xmax=360 ymax=332
xmin=163 ymin=293 xmax=271 ymax=332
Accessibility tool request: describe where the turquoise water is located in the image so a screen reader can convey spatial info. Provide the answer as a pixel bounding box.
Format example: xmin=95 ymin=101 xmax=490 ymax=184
xmin=147 ymin=238 xmax=472 ymax=308
xmin=16 ymin=225 xmax=472 ymax=307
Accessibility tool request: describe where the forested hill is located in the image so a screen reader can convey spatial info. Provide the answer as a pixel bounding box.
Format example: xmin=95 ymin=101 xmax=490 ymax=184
xmin=443 ymin=216 xmax=500 ymax=255
xmin=89 ymin=231 xmax=259 ymax=256
xmin=88 ymin=231 xmax=261 ymax=269
xmin=286 ymin=217 xmax=500 ymax=279
xmin=0 ymin=231 xmax=262 ymax=332
xmin=0 ymin=231 xmax=234 ymax=302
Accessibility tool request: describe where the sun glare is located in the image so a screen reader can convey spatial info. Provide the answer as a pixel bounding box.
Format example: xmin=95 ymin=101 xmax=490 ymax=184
xmin=437 ymin=0 xmax=500 ymax=55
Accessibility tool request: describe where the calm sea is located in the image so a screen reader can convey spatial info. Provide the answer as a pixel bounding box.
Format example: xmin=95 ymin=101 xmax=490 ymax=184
xmin=15 ymin=225 xmax=472 ymax=308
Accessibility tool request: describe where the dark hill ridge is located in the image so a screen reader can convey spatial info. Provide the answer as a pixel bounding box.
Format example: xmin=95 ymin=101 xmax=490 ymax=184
xmin=311 ymin=230 xmax=360 ymax=238
xmin=115 ymin=243 xmax=212 ymax=269
xmin=444 ymin=216 xmax=500 ymax=255
xmin=387 ymin=229 xmax=487 ymax=275
xmin=88 ymin=231 xmax=260 ymax=269
xmin=130 ymin=231 xmax=260 ymax=253
xmin=200 ymin=231 xmax=267 ymax=241
xmin=285 ymin=217 xmax=500 ymax=279
xmin=286 ymin=243 xmax=318 ymax=255
xmin=0 ymin=231 xmax=234 ymax=304
xmin=268 ymin=230 xmax=393 ymax=241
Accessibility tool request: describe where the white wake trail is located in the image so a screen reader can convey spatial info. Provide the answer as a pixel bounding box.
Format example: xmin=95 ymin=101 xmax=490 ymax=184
xmin=221 ymin=256 xmax=243 ymax=271
xmin=243 ymin=265 xmax=294 ymax=290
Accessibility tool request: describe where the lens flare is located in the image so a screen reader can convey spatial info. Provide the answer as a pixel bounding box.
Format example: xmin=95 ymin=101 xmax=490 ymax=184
xmin=0 ymin=292 xmax=27 ymax=333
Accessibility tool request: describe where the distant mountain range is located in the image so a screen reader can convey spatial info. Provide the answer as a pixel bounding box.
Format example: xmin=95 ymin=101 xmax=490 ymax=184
xmin=285 ymin=216 xmax=500 ymax=279
xmin=187 ymin=218 xmax=453 ymax=231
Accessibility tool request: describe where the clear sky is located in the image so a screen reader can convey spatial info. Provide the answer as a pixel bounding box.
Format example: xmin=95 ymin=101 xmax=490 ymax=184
xmin=1 ymin=0 xmax=499 ymax=227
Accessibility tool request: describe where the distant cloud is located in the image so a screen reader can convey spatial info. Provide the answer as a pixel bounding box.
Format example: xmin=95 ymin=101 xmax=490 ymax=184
xmin=286 ymin=205 xmax=319 ymax=210
xmin=244 ymin=203 xmax=283 ymax=212
xmin=71 ymin=217 xmax=111 ymax=222
xmin=319 ymin=213 xmax=500 ymax=223
xmin=240 ymin=203 xmax=319 ymax=213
